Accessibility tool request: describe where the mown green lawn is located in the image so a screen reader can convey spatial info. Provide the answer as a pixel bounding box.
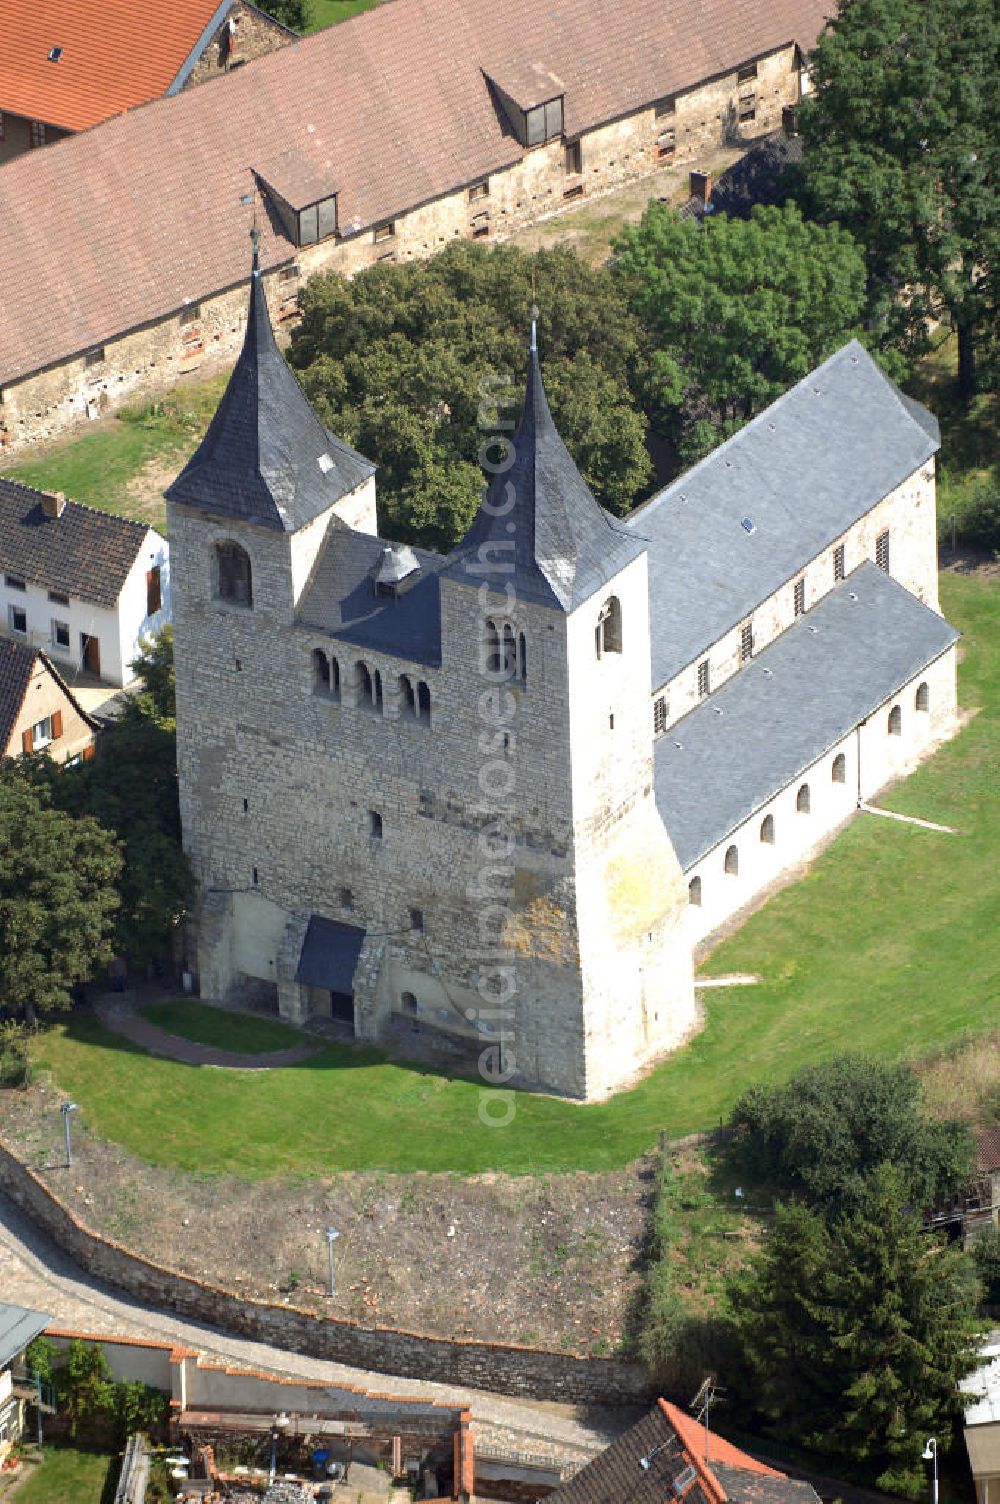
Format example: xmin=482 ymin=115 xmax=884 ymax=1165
xmin=12 ymin=1447 xmax=116 ymax=1504
xmin=142 ymin=1001 xmax=308 ymax=1054
xmin=306 ymin=0 xmax=382 ymax=28
xmin=30 ymin=573 xmax=997 ymax=1177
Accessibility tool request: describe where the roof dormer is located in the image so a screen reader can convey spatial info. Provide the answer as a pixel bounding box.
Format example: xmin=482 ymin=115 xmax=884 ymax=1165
xmin=485 ymin=62 xmax=565 ymax=147
xmin=255 ymin=149 xmax=338 ymax=248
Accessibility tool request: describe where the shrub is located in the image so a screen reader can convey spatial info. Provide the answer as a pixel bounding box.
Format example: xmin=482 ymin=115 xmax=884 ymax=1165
xmin=973 ymin=1226 xmax=1000 ymax=1310
xmin=958 ymin=478 xmax=1000 ymax=552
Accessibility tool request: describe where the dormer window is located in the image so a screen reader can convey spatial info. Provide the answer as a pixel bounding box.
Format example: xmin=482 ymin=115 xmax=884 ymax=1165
xmin=256 ymin=152 xmax=337 ymax=248
xmin=374 ymin=543 xmax=420 ymax=599
xmin=487 ymin=69 xmax=564 ymax=148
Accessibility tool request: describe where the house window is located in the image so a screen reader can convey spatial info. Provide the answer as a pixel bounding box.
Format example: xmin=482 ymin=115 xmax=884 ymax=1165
xmin=915 ymin=681 xmax=930 ymax=712
xmin=724 ymin=844 xmax=739 ymax=876
xmin=738 ymin=94 xmax=757 ymax=122
xmin=565 ymin=140 xmax=582 ymax=174
xmin=595 ymin=596 xmax=622 ymax=657
xmin=374 ymin=222 xmax=396 ymax=243
xmin=5 ymin=575 xmax=26 ymax=592
xmin=524 ymin=96 xmax=563 ymax=146
xmin=215 ymin=541 xmax=253 ymax=606
xmin=84 ymin=346 xmax=105 ymax=368
xmin=832 ymin=752 xmax=847 ymax=783
xmin=409 ymin=907 xmax=425 ymax=933
xmin=48 ymin=589 xmax=69 ymax=605
xmin=688 ymin=876 xmax=701 ymax=906
xmin=146 ymin=566 xmax=162 ymax=616
xmin=469 ymin=181 xmax=490 ymax=201
xmin=31 ymin=716 xmax=54 ymax=748
xmin=697 ymin=659 xmax=710 ymax=698
xmin=52 ymin=619 xmax=70 ymax=650
xmin=760 ymin=814 xmax=775 ymax=843
xmin=796 ymin=782 xmax=811 ymax=814
xmin=656 ymin=128 xmax=676 ymax=161
xmin=888 ymin=704 xmax=902 ymax=736
xmin=369 ymin=810 xmax=383 ymax=840
xmin=30 ymin=120 xmax=46 ymax=149
xmin=653 ymin=696 xmax=667 ymax=735
xmin=793 ymin=578 xmax=806 ymax=617
xmin=876 ymin=529 xmax=890 ymax=574
xmin=8 ymin=604 xmax=27 ymax=636
xmin=833 ymin=543 xmax=845 ymax=582
xmin=737 ymin=62 xmax=758 ymax=82
xmin=740 ymin=622 xmax=753 ymax=663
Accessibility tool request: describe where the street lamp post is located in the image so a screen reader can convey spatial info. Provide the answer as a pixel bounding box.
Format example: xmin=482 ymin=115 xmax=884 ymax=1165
xmin=923 ymin=1438 xmax=939 ymax=1504
xmin=325 ymin=1226 xmax=340 ymax=1298
xmin=60 ymin=1102 xmax=78 ymax=1168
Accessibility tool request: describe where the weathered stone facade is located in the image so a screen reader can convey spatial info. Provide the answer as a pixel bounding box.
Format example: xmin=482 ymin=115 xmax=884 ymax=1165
xmin=183 ymin=1 xmax=293 ymax=90
xmin=0 ymin=41 xmax=803 ymax=452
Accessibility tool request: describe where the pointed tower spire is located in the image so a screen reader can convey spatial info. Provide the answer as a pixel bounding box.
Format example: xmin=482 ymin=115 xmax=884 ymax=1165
xmin=165 ymin=240 xmax=374 ymax=531
xmin=446 ymin=323 xmax=644 ymax=610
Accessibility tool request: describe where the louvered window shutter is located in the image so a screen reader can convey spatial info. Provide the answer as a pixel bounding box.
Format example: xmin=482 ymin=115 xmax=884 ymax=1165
xmin=52 ymin=710 xmax=63 ymax=739
xmin=21 ymin=728 xmax=33 ymax=754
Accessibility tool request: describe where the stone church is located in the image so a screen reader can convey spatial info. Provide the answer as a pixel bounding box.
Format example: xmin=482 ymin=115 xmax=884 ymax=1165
xmin=167 ymin=251 xmax=959 ymax=1101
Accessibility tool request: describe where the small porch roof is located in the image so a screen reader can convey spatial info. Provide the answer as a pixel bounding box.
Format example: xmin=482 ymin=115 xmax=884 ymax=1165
xmin=295 ymin=916 xmax=366 ymax=994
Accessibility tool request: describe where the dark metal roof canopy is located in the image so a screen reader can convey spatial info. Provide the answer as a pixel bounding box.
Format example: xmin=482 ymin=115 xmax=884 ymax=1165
xmin=165 ymin=247 xmax=374 ymax=532
xmin=446 ymin=339 xmax=645 ymax=611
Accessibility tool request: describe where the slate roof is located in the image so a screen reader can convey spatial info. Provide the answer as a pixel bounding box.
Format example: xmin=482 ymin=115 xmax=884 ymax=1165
xmin=0 ymin=0 xmax=829 ymax=386
xmin=0 ymin=478 xmax=153 ymax=608
xmin=446 ymin=340 xmax=646 ymax=611
xmin=627 ymin=341 xmax=940 ymax=690
xmin=298 ymin=529 xmax=446 ymax=667
xmin=654 ymin=562 xmax=959 ymax=870
xmin=165 ymin=254 xmax=375 ymax=530
xmin=296 ymin=916 xmax=366 ymax=993
xmin=0 ymin=0 xmax=239 ymax=133
xmin=0 ymin=1302 xmax=50 ymax=1372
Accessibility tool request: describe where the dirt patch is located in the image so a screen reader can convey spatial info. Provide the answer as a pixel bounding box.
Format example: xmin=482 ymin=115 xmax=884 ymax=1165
xmin=0 ymin=1078 xmax=655 ymax=1356
xmin=122 ymin=455 xmax=182 ymax=531
xmin=940 ymin=544 xmax=1000 ymax=579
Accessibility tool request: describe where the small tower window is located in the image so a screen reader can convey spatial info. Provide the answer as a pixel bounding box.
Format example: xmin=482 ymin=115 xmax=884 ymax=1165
xmin=654 ymin=696 xmax=667 ymax=735
xmin=357 ymin=661 xmax=383 ymax=713
xmin=369 ymin=810 xmax=383 ymax=840
xmin=888 ymin=704 xmax=902 ymax=736
xmin=688 ymin=876 xmax=702 ymax=907
xmin=760 ymin=814 xmax=775 ymax=844
xmin=312 ymin=649 xmax=332 ymax=696
xmin=697 ymin=659 xmax=710 ymax=698
xmin=417 ymin=680 xmax=431 ymax=723
xmin=595 ymin=596 xmax=622 ymax=657
xmin=399 ymin=673 xmax=417 ymax=717
xmin=517 ymin=632 xmax=527 ymax=685
xmin=796 ymin=782 xmax=811 ymax=814
xmin=216 ymin=541 xmax=253 ymax=606
xmin=832 ymin=752 xmax=847 ymax=783
xmin=915 ymin=681 xmax=930 ymax=712
xmin=876 ymin=529 xmax=890 ymax=574
xmin=724 ymin=844 xmax=739 ymax=876
xmin=409 ymin=907 xmax=425 ymax=933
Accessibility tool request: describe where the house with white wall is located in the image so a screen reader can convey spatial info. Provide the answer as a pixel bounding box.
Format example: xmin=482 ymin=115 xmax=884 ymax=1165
xmin=0 ymin=1303 xmax=50 ymax=1462
xmin=0 ymin=479 xmax=169 ymax=687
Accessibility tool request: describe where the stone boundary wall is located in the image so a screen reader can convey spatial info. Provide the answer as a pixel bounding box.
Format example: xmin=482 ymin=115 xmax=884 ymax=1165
xmin=0 ymin=1138 xmax=653 ymax=1405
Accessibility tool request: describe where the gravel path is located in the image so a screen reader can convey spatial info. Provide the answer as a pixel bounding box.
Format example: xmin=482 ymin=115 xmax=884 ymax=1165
xmin=94 ymin=999 xmax=321 ymax=1070
xmin=0 ymin=1190 xmax=631 ymax=1460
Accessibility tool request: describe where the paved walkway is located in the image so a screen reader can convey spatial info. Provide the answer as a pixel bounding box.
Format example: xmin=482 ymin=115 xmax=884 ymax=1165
xmin=0 ymin=1192 xmax=628 ymax=1462
xmin=95 ymin=998 xmax=321 ymax=1070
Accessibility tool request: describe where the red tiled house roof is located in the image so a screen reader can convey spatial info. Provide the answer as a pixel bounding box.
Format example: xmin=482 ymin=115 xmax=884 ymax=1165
xmin=0 ymin=0 xmax=830 ymax=388
xmin=0 ymin=0 xmax=239 ymax=133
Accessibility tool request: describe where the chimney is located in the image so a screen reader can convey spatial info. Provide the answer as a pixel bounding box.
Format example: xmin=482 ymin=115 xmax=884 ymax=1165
xmin=689 ymin=170 xmax=712 ymax=206
xmin=782 ymin=104 xmax=800 ymax=135
xmin=40 ymin=490 xmax=67 ymax=519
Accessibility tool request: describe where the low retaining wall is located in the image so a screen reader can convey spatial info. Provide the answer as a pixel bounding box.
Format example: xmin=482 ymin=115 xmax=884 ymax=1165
xmin=0 ymin=1139 xmax=652 ymax=1405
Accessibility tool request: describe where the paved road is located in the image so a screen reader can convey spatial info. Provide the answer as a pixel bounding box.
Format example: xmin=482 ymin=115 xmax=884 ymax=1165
xmin=0 ymin=1191 xmax=627 ymax=1459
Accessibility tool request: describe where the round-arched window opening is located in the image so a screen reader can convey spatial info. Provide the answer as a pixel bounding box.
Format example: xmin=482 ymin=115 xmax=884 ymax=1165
xmin=724 ymin=844 xmax=739 ymax=876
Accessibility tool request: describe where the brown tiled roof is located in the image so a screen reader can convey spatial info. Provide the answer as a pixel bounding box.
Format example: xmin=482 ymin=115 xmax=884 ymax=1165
xmin=0 ymin=639 xmax=96 ymax=753
xmin=0 ymin=0 xmax=236 ymax=133
xmin=0 ymin=478 xmax=152 ymax=608
xmin=0 ymin=0 xmax=830 ymax=387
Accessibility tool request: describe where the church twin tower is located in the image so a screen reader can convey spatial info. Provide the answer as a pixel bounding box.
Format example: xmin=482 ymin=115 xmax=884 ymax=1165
xmin=165 ymin=254 xmax=695 ymax=1100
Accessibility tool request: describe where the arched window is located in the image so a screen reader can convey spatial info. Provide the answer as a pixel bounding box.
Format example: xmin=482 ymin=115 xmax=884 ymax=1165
xmin=517 ymin=631 xmax=527 ymax=685
xmin=502 ymin=623 xmax=517 ymax=678
xmin=373 ymin=668 xmax=383 ymax=713
xmin=330 ymin=656 xmax=341 ymax=700
xmin=888 ymin=704 xmax=902 ymax=736
xmin=760 ymin=814 xmax=775 ymax=844
xmin=595 ymin=596 xmax=622 ymax=657
xmin=417 ymin=681 xmax=431 ymax=723
xmin=724 ymin=844 xmax=739 ymax=876
xmin=312 ymin=649 xmax=331 ymax=695
xmin=401 ymin=991 xmax=418 ymax=1016
xmin=215 ymin=541 xmax=252 ymax=606
xmin=796 ymin=783 xmax=811 ymax=814
xmin=688 ymin=876 xmax=702 ymax=907
xmin=357 ymin=661 xmax=382 ymax=712
xmin=484 ymin=619 xmax=501 ymax=676
xmin=399 ymin=673 xmax=416 ymax=717
xmin=831 ymin=752 xmax=846 ymax=784
xmin=915 ymin=681 xmax=930 ymax=713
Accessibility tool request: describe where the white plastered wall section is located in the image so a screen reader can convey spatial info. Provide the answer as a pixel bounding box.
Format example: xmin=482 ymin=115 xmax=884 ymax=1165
xmin=116 ymin=528 xmax=171 ymax=684
xmin=683 ymin=644 xmax=958 ymax=946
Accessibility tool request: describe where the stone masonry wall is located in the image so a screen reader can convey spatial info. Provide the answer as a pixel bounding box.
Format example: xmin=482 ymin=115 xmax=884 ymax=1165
xmin=0 ymin=1138 xmax=653 ymax=1404
xmin=184 ymin=2 xmax=293 ymax=90
xmin=0 ymin=42 xmax=802 ymax=450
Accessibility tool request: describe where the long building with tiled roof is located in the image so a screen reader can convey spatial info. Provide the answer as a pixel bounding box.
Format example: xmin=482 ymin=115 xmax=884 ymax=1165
xmin=0 ymin=0 xmax=828 ymax=450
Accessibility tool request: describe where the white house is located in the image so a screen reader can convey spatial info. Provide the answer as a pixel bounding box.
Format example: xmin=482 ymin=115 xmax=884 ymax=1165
xmin=0 ymin=479 xmax=170 ymax=686
xmin=0 ymin=1303 xmax=50 ymax=1463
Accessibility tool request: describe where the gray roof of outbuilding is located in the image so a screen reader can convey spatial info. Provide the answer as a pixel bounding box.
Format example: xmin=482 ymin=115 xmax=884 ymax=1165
xmin=164 ymin=259 xmax=375 ymax=531
xmin=654 ymin=562 xmax=958 ymax=870
xmin=627 ymin=341 xmax=940 ymax=690
xmin=0 ymin=1302 xmax=50 ymax=1371
xmin=446 ymin=343 xmax=646 ymax=611
xmin=297 ymin=528 xmax=446 ymax=667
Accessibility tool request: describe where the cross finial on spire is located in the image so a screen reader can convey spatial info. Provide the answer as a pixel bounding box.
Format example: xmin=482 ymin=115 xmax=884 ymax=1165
xmin=250 ymin=223 xmax=261 ymax=275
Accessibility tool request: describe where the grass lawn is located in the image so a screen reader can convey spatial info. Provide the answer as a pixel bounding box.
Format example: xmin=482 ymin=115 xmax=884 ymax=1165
xmin=12 ymin=1446 xmax=116 ymax=1504
xmin=306 ymin=0 xmax=382 ymax=27
xmin=142 ymin=1001 xmax=309 ymax=1054
xmin=30 ymin=571 xmax=997 ymax=1176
